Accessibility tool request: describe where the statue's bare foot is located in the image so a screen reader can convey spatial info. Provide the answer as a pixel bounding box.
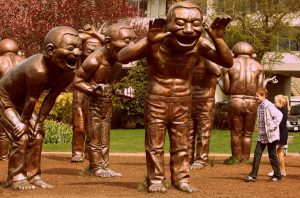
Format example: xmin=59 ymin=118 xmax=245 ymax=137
xmin=71 ymin=154 xmax=84 ymax=163
xmin=147 ymin=183 xmax=167 ymax=193
xmin=175 ymin=183 xmax=198 ymax=193
xmin=0 ymin=156 xmax=8 ymax=161
xmin=10 ymin=180 xmax=36 ymax=191
xmin=106 ymin=168 xmax=122 ymax=177
xmin=190 ymin=161 xmax=205 ymax=170
xmin=32 ymin=179 xmax=53 ymax=189
xmin=93 ymin=168 xmax=113 ymax=178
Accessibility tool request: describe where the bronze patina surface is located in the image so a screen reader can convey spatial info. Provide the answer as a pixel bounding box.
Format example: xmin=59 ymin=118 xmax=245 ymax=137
xmin=189 ymin=58 xmax=221 ymax=170
xmin=0 ymin=26 xmax=82 ymax=190
xmin=0 ymin=39 xmax=26 ymax=161
xmin=72 ymin=26 xmax=103 ymax=163
xmin=219 ymin=42 xmax=264 ymax=163
xmin=118 ymin=1 xmax=232 ymax=193
xmin=74 ymin=23 xmax=136 ymax=178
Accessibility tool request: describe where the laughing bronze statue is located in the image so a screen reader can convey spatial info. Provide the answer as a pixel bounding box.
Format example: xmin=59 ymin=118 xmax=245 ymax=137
xmin=74 ymin=23 xmax=136 ymax=178
xmin=188 ymin=58 xmax=221 ymax=170
xmin=218 ymin=41 xmax=264 ymax=163
xmin=71 ymin=27 xmax=103 ymax=163
xmin=118 ymin=1 xmax=232 ymax=193
xmin=0 ymin=26 xmax=82 ymax=190
xmin=0 ymin=39 xmax=26 ymax=161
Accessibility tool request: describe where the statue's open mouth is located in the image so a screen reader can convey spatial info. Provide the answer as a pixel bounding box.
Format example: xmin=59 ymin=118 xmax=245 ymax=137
xmin=65 ymin=58 xmax=77 ymax=69
xmin=175 ymin=35 xmax=197 ymax=47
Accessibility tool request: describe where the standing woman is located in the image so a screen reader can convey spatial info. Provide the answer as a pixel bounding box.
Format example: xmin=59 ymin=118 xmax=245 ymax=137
xmin=268 ymin=95 xmax=289 ymax=177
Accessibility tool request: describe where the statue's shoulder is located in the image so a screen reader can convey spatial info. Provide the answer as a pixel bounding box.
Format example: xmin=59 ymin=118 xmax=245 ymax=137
xmin=26 ymin=54 xmax=44 ymax=63
xmin=196 ymin=37 xmax=214 ymax=53
xmin=248 ymin=58 xmax=263 ymax=69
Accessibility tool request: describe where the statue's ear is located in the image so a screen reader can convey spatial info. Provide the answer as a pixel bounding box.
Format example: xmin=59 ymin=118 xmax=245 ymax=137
xmin=104 ymin=36 xmax=111 ymax=49
xmin=45 ymin=43 xmax=54 ymax=56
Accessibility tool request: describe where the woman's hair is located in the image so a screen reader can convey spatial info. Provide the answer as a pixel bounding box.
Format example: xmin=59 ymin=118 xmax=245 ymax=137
xmin=274 ymin=94 xmax=290 ymax=111
xmin=256 ymin=87 xmax=268 ymax=98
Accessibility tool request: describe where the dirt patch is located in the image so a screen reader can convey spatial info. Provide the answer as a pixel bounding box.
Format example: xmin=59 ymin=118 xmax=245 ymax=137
xmin=1 ymin=153 xmax=300 ymax=198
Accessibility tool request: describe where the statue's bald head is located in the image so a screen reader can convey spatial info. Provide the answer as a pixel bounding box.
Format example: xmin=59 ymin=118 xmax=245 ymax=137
xmin=232 ymin=42 xmax=254 ymax=57
xmin=167 ymin=1 xmax=202 ymax=22
xmin=43 ymin=26 xmax=79 ymax=49
xmin=82 ymin=37 xmax=102 ymax=57
xmin=105 ymin=23 xmax=133 ymax=41
xmin=85 ymin=37 xmax=101 ymax=44
xmin=0 ymin=39 xmax=19 ymax=54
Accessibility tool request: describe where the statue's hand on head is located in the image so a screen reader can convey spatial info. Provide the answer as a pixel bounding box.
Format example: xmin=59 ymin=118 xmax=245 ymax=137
xmin=98 ymin=22 xmax=108 ymax=33
xmin=147 ymin=18 xmax=171 ymax=43
xmin=204 ymin=16 xmax=231 ymax=39
xmin=79 ymin=24 xmax=96 ymax=35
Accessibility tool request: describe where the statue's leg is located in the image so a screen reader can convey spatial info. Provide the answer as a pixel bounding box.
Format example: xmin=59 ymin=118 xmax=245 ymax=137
xmin=169 ymin=98 xmax=197 ymax=193
xmin=144 ymin=98 xmax=167 ymax=193
xmin=187 ymin=112 xmax=196 ymax=165
xmin=100 ymin=100 xmax=121 ymax=177
xmin=190 ymin=100 xmax=203 ymax=169
xmin=71 ymin=91 xmax=86 ymax=162
xmin=192 ymin=99 xmax=214 ymax=170
xmin=228 ymin=99 xmax=243 ymax=161
xmin=242 ymin=100 xmax=257 ymax=162
xmin=27 ymin=113 xmax=53 ymax=189
xmin=27 ymin=135 xmax=53 ymax=189
xmin=72 ymin=107 xmax=85 ymax=162
xmin=0 ymin=127 xmax=9 ymax=160
xmin=0 ymin=107 xmax=35 ymax=190
xmin=85 ymin=98 xmax=112 ymax=178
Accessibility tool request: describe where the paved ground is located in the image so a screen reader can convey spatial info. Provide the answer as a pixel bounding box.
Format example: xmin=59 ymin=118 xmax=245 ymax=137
xmin=0 ymin=152 xmax=300 ymax=198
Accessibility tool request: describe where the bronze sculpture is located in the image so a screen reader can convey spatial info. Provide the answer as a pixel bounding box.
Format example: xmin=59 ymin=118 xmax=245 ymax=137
xmin=74 ymin=23 xmax=136 ymax=178
xmin=0 ymin=39 xmax=26 ymax=161
xmin=0 ymin=26 xmax=82 ymax=190
xmin=118 ymin=1 xmax=232 ymax=193
xmin=72 ymin=27 xmax=103 ymax=163
xmin=188 ymin=58 xmax=221 ymax=169
xmin=219 ymin=41 xmax=264 ymax=163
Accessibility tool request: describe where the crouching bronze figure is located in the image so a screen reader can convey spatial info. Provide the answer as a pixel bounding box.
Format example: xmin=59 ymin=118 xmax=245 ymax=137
xmin=0 ymin=26 xmax=82 ymax=190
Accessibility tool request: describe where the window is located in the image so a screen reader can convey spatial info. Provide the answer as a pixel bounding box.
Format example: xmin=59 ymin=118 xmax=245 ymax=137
xmin=278 ymin=38 xmax=299 ymax=51
xmin=290 ymin=40 xmax=299 ymax=51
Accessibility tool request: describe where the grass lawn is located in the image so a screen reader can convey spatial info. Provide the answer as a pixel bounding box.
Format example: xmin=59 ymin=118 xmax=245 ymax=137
xmin=43 ymin=129 xmax=300 ymax=154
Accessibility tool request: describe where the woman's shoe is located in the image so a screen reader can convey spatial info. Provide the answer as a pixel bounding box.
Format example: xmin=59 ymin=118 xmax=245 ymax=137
xmin=243 ymin=176 xmax=256 ymax=182
xmin=267 ymin=171 xmax=274 ymax=177
xmin=269 ymin=176 xmax=281 ymax=182
xmin=268 ymin=171 xmax=286 ymax=177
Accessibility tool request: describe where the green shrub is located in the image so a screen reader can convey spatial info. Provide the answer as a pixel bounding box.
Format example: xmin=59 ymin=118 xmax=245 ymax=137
xmin=36 ymin=92 xmax=73 ymax=124
xmin=43 ymin=120 xmax=72 ymax=144
xmin=48 ymin=92 xmax=73 ymax=124
xmin=113 ymin=59 xmax=148 ymax=127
